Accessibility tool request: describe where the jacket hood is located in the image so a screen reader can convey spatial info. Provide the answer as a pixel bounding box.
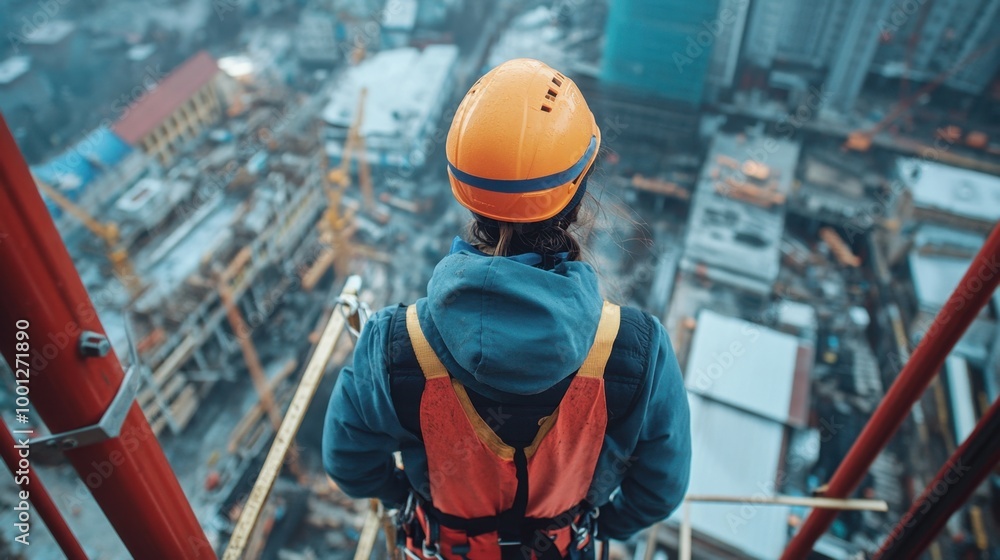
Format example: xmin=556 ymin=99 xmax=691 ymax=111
xmin=425 ymin=237 xmax=603 ymax=395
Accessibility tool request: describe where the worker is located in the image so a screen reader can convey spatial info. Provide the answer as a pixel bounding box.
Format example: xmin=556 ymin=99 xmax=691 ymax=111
xmin=323 ymin=59 xmax=691 ymax=559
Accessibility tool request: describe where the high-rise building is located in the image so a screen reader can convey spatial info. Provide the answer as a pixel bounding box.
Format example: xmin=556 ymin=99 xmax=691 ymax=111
xmin=742 ymin=0 xmax=844 ymax=69
xmin=871 ymin=0 xmax=1000 ymax=95
xmin=601 ymin=0 xmax=721 ymax=105
xmin=704 ymin=0 xmax=750 ymax=101
xmin=742 ymin=0 xmax=1000 ymax=113
xmin=741 ymin=0 xmax=893 ymax=113
xmin=824 ymin=0 xmax=894 ymax=113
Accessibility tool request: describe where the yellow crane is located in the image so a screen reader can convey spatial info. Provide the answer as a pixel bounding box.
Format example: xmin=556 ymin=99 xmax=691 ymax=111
xmin=327 ymin=87 xmax=374 ymax=211
xmin=302 ymin=87 xmax=387 ymax=291
xmin=33 ymin=176 xmax=144 ymax=297
xmin=217 ymin=247 xmax=303 ymax=480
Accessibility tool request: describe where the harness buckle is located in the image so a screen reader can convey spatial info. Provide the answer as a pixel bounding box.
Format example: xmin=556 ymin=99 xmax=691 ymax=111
xmin=401 ymin=547 xmax=424 ymax=560
xmin=422 ymin=541 xmax=441 ymax=559
xmin=571 ymin=505 xmax=601 ymax=551
xmin=571 ymin=521 xmax=589 ymax=542
xmin=400 ymin=492 xmax=417 ymax=524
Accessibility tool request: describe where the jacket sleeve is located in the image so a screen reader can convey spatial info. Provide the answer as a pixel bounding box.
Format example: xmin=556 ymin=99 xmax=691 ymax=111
xmin=322 ymin=308 xmax=410 ymax=507
xmin=598 ymin=323 xmax=691 ymax=540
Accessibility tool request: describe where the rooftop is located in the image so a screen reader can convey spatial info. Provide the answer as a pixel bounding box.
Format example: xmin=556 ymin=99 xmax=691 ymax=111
xmin=898 ymin=158 xmax=1000 ymax=224
xmin=23 ymin=20 xmax=76 ymax=45
xmin=686 ymin=309 xmax=810 ymax=427
xmin=682 ymin=133 xmax=801 ymax=292
xmin=673 ymin=393 xmax=790 ymax=559
xmin=0 ymin=56 xmax=31 ymax=85
xmin=487 ymin=6 xmax=572 ymax=70
xmin=32 ymin=126 xmax=134 ymax=202
xmin=908 ymin=225 xmax=999 ymax=312
xmin=321 ymin=45 xmax=459 ymax=144
xmin=113 ymin=51 xmax=219 ymax=144
xmin=381 ymin=0 xmax=418 ymax=30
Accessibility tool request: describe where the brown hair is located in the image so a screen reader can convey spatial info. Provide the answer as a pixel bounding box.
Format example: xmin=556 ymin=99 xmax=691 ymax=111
xmin=468 ymin=199 xmax=589 ymax=261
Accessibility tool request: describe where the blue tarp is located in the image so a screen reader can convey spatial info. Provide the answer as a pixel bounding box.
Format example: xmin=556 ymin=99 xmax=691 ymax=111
xmin=31 ymin=126 xmax=133 ymax=216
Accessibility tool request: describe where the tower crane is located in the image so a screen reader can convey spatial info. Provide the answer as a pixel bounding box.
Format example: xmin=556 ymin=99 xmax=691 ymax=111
xmin=303 ymin=87 xmax=390 ymax=291
xmin=327 ymin=87 xmax=375 ymax=211
xmin=33 ymin=176 xmax=144 ymax=297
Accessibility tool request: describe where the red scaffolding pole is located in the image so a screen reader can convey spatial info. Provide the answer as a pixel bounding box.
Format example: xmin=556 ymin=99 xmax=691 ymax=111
xmin=0 ymin=114 xmax=215 ymax=558
xmin=782 ymin=223 xmax=1000 ymax=559
xmin=874 ymin=397 xmax=1000 ymax=559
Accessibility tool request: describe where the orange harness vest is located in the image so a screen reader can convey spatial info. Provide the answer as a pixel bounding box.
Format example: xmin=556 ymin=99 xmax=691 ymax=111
xmin=400 ymin=302 xmax=621 ymax=560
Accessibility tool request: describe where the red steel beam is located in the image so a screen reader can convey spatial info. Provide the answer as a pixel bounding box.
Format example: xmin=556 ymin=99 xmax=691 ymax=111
xmin=0 ymin=114 xmax=215 ymax=558
xmin=782 ymin=223 xmax=1000 ymax=559
xmin=874 ymin=397 xmax=1000 ymax=559
xmin=0 ymin=424 xmax=88 ymax=559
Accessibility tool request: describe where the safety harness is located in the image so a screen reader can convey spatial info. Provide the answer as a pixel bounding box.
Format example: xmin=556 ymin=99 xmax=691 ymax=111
xmin=394 ymin=302 xmax=622 ymax=560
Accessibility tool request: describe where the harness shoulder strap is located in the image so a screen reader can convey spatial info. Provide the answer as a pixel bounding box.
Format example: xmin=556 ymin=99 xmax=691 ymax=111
xmin=405 ymin=304 xmax=448 ymax=380
xmin=388 ymin=302 xmax=645 ymax=439
xmin=577 ymin=301 xmax=621 ymax=380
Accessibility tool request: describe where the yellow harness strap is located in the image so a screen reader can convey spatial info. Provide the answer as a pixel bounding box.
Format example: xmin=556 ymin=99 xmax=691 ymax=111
xmin=406 ymin=304 xmax=449 ymax=380
xmin=577 ymin=301 xmax=621 ymax=379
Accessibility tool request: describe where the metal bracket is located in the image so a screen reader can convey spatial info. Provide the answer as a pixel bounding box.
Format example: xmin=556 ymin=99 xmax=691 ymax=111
xmin=33 ymin=314 xmax=143 ymax=458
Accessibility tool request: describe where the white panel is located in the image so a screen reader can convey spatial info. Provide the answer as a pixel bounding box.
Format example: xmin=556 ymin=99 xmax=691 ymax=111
xmin=686 ymin=310 xmax=799 ymax=425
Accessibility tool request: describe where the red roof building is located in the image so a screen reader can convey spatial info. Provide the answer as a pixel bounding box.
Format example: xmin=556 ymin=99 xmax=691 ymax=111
xmin=113 ymin=51 xmax=221 ymax=165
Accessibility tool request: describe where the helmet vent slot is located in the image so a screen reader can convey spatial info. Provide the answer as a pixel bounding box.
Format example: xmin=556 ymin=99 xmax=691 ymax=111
xmin=551 ymin=77 xmax=563 ymax=87
xmin=540 ymin=105 xmax=552 ymax=112
xmin=546 ymin=88 xmax=558 ymax=100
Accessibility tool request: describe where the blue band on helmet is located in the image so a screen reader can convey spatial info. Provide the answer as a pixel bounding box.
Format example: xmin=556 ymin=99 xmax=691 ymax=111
xmin=447 ymin=136 xmax=597 ymax=194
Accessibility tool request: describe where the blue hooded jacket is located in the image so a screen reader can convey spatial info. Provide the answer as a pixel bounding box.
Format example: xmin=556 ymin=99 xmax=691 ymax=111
xmin=322 ymin=238 xmax=691 ymax=540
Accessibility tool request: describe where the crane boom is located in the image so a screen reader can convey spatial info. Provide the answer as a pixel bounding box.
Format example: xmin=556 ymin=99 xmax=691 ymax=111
xmin=33 ymin=176 xmax=120 ymax=245
xmin=33 ymin=174 xmax=143 ymax=296
xmin=328 ymin=88 xmax=374 ymax=210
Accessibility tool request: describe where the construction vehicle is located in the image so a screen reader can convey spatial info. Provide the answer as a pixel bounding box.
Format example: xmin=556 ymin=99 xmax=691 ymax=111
xmin=965 ymin=130 xmax=988 ymax=150
xmin=820 ymin=227 xmax=861 ymax=268
xmin=716 ymin=176 xmax=786 ymax=208
xmin=935 ymin=125 xmax=962 ymax=144
xmin=630 ymin=174 xmax=690 ymax=200
xmin=33 ymin=175 xmax=144 ymax=297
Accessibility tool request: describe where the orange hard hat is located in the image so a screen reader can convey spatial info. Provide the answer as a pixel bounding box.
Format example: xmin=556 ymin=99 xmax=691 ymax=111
xmin=446 ymin=58 xmax=601 ymax=223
